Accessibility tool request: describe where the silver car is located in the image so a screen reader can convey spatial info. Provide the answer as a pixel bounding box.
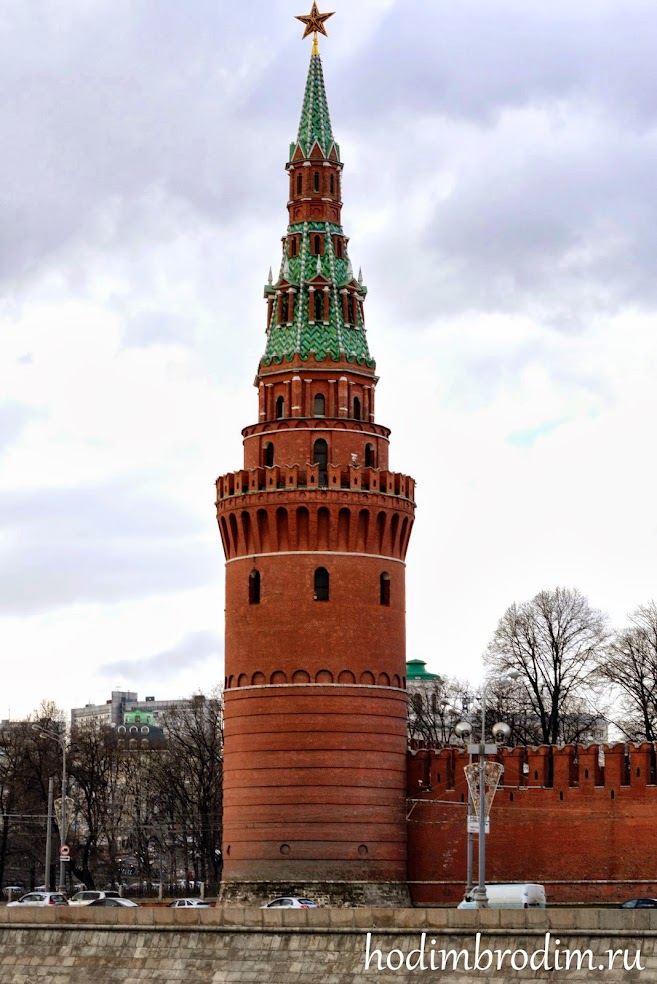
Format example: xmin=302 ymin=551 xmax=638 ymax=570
xmin=87 ymin=898 xmax=139 ymax=907
xmin=168 ymin=898 xmax=210 ymax=908
xmin=68 ymin=890 xmax=122 ymax=906
xmin=7 ymin=892 xmax=68 ymax=907
xmin=261 ymin=897 xmax=318 ymax=908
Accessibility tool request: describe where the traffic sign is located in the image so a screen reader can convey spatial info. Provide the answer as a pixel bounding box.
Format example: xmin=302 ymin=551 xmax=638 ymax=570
xmin=59 ymin=845 xmax=70 ymax=860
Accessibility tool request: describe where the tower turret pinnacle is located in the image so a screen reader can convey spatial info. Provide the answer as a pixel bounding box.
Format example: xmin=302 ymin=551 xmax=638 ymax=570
xmin=293 ymin=47 xmax=336 ymax=161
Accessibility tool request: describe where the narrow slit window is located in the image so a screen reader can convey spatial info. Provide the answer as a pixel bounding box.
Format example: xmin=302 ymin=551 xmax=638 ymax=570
xmin=313 ymin=394 xmax=325 ymax=417
xmin=275 ymin=396 xmax=285 ymax=419
xmin=314 ymin=290 xmax=323 ymax=321
xmin=365 ymin=443 xmax=375 ymax=467
xmin=380 ymin=572 xmax=391 ymax=606
xmin=249 ymin=570 xmax=261 ymax=605
xmin=314 ymin=567 xmax=329 ymax=601
xmin=297 ymin=173 xmax=302 ymax=194
xmin=353 ymin=396 xmax=361 ymax=420
xmin=313 ymin=234 xmax=321 ymax=255
xmin=313 ymin=170 xmax=320 ymax=192
xmin=330 ymin=173 xmax=335 ymax=194
xmin=281 ymin=294 xmax=289 ymax=322
xmin=264 ymin=442 xmax=274 ymax=467
xmin=313 ymin=438 xmax=328 ymax=485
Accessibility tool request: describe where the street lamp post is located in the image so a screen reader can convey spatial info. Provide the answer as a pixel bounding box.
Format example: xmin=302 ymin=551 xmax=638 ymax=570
xmin=32 ymin=724 xmax=68 ymax=894
xmin=457 ymin=671 xmax=520 ymax=908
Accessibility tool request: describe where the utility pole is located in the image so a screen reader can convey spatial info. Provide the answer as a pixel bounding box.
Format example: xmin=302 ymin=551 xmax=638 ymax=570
xmin=44 ymin=777 xmax=54 ymax=891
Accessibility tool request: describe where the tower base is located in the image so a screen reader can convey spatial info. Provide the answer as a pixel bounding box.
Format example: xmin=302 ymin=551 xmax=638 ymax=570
xmin=218 ymin=879 xmax=411 ymax=908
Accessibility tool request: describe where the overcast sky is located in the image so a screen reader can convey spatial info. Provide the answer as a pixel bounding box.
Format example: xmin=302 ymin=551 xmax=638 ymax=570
xmin=2 ymin=0 xmax=656 ymax=719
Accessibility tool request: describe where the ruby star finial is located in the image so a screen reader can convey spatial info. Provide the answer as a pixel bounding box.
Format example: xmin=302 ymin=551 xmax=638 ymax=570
xmin=295 ymin=2 xmax=334 ymax=41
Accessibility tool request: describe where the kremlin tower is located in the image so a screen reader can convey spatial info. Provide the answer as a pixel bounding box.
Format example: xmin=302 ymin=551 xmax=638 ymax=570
xmin=216 ymin=5 xmax=416 ymax=905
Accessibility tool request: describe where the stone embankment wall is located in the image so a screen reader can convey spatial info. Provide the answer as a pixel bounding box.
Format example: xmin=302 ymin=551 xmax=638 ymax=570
xmin=0 ymin=906 xmax=655 ymax=984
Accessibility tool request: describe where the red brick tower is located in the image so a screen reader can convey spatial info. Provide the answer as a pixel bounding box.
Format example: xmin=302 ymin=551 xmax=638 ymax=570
xmin=216 ymin=14 xmax=416 ymax=906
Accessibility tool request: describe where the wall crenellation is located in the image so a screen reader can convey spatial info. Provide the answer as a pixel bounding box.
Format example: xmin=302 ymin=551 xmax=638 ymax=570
xmin=408 ymin=742 xmax=657 ymax=797
xmin=216 ymin=465 xmax=415 ymax=502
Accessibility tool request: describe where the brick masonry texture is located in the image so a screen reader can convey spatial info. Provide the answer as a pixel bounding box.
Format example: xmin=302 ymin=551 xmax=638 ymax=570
xmin=407 ymin=742 xmax=657 ymax=905
xmin=222 ymin=686 xmax=409 ymax=889
xmin=0 ymin=908 xmax=654 ymax=984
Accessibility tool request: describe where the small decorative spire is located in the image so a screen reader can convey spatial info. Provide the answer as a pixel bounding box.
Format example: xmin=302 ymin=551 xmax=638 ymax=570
xmin=358 ymin=267 xmax=363 ymax=284
xmin=347 ymin=257 xmax=354 ymax=280
xmin=268 ymin=267 xmax=273 ymax=285
xmin=282 ymin=256 xmax=290 ymax=280
xmin=316 ymin=254 xmax=322 ymax=276
xmin=295 ymin=3 xmax=334 ymax=43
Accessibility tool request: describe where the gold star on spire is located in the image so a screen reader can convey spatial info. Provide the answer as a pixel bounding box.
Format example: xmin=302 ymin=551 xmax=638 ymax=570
xmin=295 ymin=2 xmax=334 ymax=45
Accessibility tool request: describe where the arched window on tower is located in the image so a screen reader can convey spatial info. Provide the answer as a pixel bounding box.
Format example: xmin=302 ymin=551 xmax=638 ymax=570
xmin=297 ymin=173 xmax=302 ymax=194
xmin=249 ymin=570 xmax=261 ymax=605
xmin=313 ymin=394 xmax=325 ymax=417
xmin=365 ymin=443 xmax=375 ymax=468
xmin=314 ymin=290 xmax=323 ymax=322
xmin=313 ymin=438 xmax=328 ymax=485
xmin=353 ymin=396 xmax=361 ymax=420
xmin=313 ymin=170 xmax=320 ymax=192
xmin=281 ymin=293 xmax=289 ymax=323
xmin=380 ymin=572 xmax=391 ymax=606
xmin=264 ymin=442 xmax=274 ymax=467
xmin=314 ymin=567 xmax=329 ymax=601
xmin=313 ymin=234 xmax=321 ymax=255
xmin=276 ymin=396 xmax=285 ymax=419
xmin=289 ymin=238 xmax=297 ymax=257
xmin=330 ymin=173 xmax=335 ymax=195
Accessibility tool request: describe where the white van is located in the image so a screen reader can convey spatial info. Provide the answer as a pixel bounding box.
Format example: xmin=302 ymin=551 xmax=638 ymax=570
xmin=458 ymin=883 xmax=546 ymax=909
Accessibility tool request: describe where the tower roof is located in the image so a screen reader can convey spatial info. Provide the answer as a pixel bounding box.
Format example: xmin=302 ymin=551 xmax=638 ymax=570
xmin=292 ymin=50 xmax=339 ymax=162
xmin=406 ymin=659 xmax=442 ymax=682
xmin=261 ymin=43 xmax=373 ymax=369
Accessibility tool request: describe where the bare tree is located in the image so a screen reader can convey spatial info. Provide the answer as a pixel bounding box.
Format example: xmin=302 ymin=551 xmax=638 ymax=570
xmin=485 ymin=587 xmax=608 ymax=745
xmin=68 ymin=721 xmax=128 ymax=890
xmin=149 ymin=692 xmax=223 ymax=893
xmin=0 ymin=714 xmax=63 ymax=891
xmin=408 ymin=677 xmax=472 ymax=744
xmin=598 ymin=601 xmax=657 ymax=741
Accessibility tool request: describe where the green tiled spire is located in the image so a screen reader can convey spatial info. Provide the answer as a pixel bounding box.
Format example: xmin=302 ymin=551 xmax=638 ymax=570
xmin=262 ymin=50 xmax=373 ymax=368
xmin=292 ymin=52 xmax=339 ymax=161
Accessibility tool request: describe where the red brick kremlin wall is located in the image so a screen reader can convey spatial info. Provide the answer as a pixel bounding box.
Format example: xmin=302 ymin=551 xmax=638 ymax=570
xmin=407 ymin=742 xmax=657 ymax=906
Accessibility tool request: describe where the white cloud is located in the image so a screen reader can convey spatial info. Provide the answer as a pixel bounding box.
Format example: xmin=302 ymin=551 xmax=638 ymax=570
xmin=1 ymin=0 xmax=656 ymax=717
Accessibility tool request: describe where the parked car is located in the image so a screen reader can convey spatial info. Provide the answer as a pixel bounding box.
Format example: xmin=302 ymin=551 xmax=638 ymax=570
xmin=620 ymin=898 xmax=657 ymax=908
xmin=68 ymin=890 xmax=122 ymax=906
xmin=261 ymin=897 xmax=318 ymax=909
xmin=2 ymin=886 xmax=25 ymax=899
xmin=87 ymin=898 xmax=139 ymax=907
xmin=168 ymin=898 xmax=210 ymax=908
xmin=7 ymin=892 xmax=68 ymax=907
